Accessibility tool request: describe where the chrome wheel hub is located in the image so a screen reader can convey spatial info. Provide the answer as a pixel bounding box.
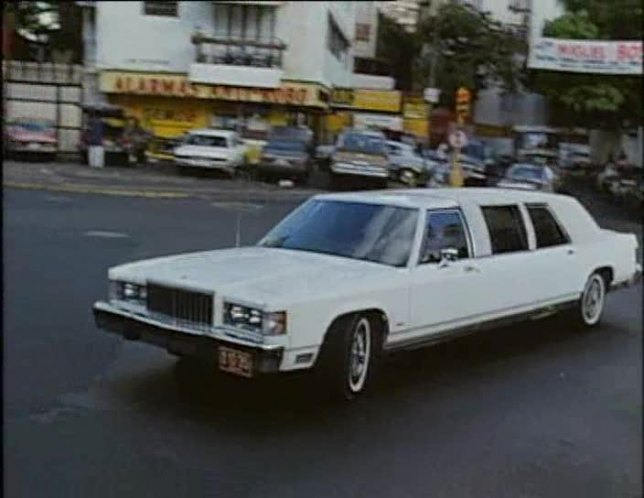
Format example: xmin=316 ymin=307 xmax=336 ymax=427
xmin=582 ymin=276 xmax=604 ymax=324
xmin=348 ymin=318 xmax=371 ymax=393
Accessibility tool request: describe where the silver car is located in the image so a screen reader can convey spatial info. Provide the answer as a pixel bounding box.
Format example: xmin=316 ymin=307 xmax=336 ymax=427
xmin=497 ymin=163 xmax=557 ymax=192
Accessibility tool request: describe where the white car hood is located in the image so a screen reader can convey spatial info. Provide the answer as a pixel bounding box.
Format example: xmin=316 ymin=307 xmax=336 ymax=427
xmin=109 ymin=246 xmax=392 ymax=306
xmin=174 ymin=144 xmax=230 ymax=159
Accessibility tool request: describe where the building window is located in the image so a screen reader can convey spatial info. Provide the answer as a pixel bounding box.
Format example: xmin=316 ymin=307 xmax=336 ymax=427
xmin=327 ymin=14 xmax=349 ymax=62
xmin=355 ymin=23 xmax=371 ymax=42
xmin=214 ymin=3 xmax=276 ymax=42
xmin=143 ymin=1 xmax=178 ymax=17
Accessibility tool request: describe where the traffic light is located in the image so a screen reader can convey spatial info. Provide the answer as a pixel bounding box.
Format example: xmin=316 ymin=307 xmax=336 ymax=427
xmin=456 ymin=87 xmax=471 ymax=105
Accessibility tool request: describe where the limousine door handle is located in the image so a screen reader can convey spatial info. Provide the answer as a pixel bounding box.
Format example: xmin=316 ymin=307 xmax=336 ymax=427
xmin=567 ymin=248 xmax=576 ymax=255
xmin=464 ymin=264 xmax=481 ymax=273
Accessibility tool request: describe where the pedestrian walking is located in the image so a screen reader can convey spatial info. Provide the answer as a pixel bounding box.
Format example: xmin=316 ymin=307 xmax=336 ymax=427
xmin=87 ymin=113 xmax=105 ymax=168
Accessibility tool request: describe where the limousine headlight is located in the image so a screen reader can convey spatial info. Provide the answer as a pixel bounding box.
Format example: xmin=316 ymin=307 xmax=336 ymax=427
xmin=223 ymin=302 xmax=287 ymax=336
xmin=111 ymin=281 xmax=147 ymax=303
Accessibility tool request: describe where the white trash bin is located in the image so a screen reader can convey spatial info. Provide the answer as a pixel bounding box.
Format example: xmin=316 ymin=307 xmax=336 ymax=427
xmin=88 ymin=145 xmax=105 ymax=168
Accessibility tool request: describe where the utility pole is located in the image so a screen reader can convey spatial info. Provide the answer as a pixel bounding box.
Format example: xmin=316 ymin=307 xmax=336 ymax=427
xmin=423 ymin=0 xmax=442 ymax=147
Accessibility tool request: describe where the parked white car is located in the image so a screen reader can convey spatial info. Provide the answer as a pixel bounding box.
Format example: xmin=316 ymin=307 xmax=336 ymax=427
xmin=173 ymin=129 xmax=247 ymax=176
xmin=93 ymin=188 xmax=640 ymax=400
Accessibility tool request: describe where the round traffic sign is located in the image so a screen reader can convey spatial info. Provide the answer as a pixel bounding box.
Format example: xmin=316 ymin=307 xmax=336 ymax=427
xmin=448 ymin=130 xmax=468 ymax=149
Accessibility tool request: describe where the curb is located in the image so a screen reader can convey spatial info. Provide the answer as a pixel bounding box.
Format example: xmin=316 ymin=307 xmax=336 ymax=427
xmin=3 ymin=182 xmax=190 ymax=199
xmin=3 ymin=181 xmax=316 ymax=202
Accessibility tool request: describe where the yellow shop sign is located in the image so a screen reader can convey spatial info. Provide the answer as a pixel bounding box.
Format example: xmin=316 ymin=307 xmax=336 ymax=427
xmin=403 ymin=98 xmax=429 ymax=119
xmin=99 ymin=71 xmax=328 ymax=108
xmin=352 ymin=89 xmax=401 ymax=113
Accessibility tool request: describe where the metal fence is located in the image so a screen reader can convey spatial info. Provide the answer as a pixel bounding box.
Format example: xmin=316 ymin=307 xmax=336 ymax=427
xmin=2 ymin=61 xmax=83 ymax=159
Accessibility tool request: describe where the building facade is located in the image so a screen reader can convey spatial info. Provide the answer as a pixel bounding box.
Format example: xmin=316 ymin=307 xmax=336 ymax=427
xmin=80 ymin=1 xmax=360 ymax=141
xmin=377 ymin=0 xmax=424 ymax=33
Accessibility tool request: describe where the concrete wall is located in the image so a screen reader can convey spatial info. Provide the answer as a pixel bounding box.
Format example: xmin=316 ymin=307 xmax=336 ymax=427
xmin=3 ymin=61 xmax=83 ymax=153
xmin=474 ymin=87 xmax=550 ymax=127
xmin=352 ymin=73 xmax=395 ymax=90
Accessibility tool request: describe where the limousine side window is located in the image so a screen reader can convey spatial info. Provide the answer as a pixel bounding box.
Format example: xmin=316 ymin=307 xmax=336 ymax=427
xmin=481 ymin=205 xmax=528 ymax=254
xmin=526 ymin=204 xmax=570 ymax=248
xmin=419 ymin=210 xmax=470 ymax=264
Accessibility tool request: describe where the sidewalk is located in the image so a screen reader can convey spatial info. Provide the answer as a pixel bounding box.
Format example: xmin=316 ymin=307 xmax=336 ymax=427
xmin=2 ymin=160 xmax=320 ymax=202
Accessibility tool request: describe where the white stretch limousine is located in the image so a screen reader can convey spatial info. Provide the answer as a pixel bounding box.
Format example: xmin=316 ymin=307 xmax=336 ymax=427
xmin=93 ymin=189 xmax=641 ymax=399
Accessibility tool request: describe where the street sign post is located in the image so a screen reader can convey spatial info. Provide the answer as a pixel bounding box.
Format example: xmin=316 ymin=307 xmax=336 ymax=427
xmin=423 ymin=87 xmax=441 ymax=104
xmin=450 ymin=87 xmax=471 ymax=187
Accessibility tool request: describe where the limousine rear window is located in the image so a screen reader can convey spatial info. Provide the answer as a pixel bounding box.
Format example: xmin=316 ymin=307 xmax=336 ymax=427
xmin=481 ymin=205 xmax=528 ymax=255
xmin=526 ymin=204 xmax=570 ymax=248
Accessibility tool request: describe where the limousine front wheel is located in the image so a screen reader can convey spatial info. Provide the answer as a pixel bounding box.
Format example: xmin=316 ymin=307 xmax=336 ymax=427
xmin=574 ymin=272 xmax=607 ymax=329
xmin=317 ymin=313 xmax=378 ymax=400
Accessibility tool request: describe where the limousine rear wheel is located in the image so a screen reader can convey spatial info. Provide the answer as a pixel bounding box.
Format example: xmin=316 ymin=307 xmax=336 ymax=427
xmin=317 ymin=313 xmax=378 ymax=401
xmin=574 ymin=272 xmax=607 ymax=329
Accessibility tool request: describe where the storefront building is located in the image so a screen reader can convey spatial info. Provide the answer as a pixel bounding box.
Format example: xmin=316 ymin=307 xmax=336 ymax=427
xmin=80 ymin=1 xmax=359 ymax=142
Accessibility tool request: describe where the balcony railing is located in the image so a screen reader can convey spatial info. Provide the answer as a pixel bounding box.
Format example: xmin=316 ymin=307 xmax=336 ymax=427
xmin=191 ymin=33 xmax=286 ymax=69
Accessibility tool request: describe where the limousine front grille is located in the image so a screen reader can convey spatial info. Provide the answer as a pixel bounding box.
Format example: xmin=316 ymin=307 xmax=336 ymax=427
xmin=146 ymin=283 xmax=213 ymax=329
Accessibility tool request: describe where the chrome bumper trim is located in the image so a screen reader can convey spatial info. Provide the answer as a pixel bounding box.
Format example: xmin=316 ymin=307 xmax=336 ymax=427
xmin=331 ymin=162 xmax=389 ymax=178
xmin=93 ymin=300 xmax=281 ymax=351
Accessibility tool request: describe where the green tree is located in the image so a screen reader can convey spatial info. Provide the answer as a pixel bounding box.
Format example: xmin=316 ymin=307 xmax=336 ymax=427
xmin=563 ymin=0 xmax=642 ymax=39
xmin=528 ymin=2 xmax=642 ymax=129
xmin=3 ymin=1 xmax=82 ymax=63
xmin=415 ymin=3 xmax=525 ymax=106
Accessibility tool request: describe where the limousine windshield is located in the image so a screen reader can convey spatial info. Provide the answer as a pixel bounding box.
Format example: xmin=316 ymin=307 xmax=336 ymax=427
xmin=258 ymin=200 xmax=418 ymax=267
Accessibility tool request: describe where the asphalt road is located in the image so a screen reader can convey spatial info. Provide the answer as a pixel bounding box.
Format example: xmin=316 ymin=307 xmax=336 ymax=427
xmin=4 ymin=188 xmax=642 ymax=498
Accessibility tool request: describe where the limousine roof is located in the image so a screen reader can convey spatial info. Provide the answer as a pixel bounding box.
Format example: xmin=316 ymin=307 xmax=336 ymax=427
xmin=316 ymin=188 xmax=571 ymax=210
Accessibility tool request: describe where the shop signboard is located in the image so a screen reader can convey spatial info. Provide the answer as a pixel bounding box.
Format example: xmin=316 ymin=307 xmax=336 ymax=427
xmin=331 ymin=88 xmax=355 ymax=107
xmin=529 ymin=37 xmax=643 ymax=75
xmin=403 ymin=118 xmax=429 ymax=139
xmin=352 ymin=89 xmax=401 ymax=113
xmin=99 ymin=71 xmax=329 ymax=108
xmin=403 ymin=97 xmax=429 ymax=119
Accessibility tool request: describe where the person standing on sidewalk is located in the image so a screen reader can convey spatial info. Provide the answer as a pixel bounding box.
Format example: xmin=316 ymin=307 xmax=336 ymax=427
xmin=88 ymin=112 xmax=105 ymax=168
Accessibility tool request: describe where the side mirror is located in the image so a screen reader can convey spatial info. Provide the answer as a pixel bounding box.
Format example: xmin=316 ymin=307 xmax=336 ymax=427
xmin=438 ymin=247 xmax=459 ymax=267
xmin=420 ymin=246 xmax=459 ymax=265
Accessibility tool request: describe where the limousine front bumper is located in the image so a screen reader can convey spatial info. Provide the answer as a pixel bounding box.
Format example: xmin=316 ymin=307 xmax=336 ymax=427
xmin=93 ymin=301 xmax=283 ymax=374
xmin=331 ymin=162 xmax=389 ymax=178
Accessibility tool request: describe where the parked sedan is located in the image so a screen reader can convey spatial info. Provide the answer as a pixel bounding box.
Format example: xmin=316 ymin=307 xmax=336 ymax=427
xmin=329 ymin=129 xmax=389 ymax=187
xmin=257 ymin=126 xmax=314 ymax=183
xmin=497 ymin=163 xmax=558 ymax=192
xmin=173 ymin=129 xmax=247 ymax=176
xmin=94 ymin=188 xmax=640 ymax=400
xmin=386 ymin=140 xmax=428 ymax=186
xmin=4 ymin=118 xmax=57 ymax=161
